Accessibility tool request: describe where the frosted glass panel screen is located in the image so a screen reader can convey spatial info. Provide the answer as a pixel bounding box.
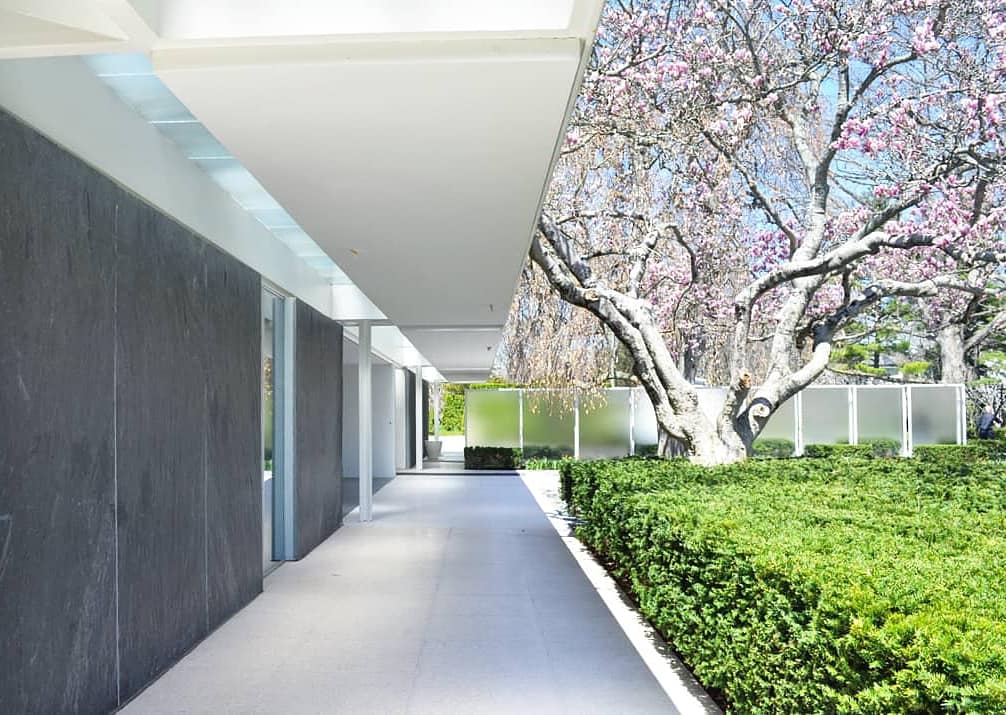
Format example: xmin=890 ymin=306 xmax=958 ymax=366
xmin=856 ymin=387 xmax=904 ymax=447
xmin=522 ymin=392 xmax=575 ymax=458
xmin=802 ymin=387 xmax=850 ymax=445
xmin=911 ymin=386 xmax=959 ymax=445
xmin=580 ymin=390 xmax=632 ymax=458
xmin=632 ymin=388 xmax=658 ymax=449
xmin=466 ymin=390 xmax=520 ymax=448
xmin=755 ymin=396 xmax=796 ymax=455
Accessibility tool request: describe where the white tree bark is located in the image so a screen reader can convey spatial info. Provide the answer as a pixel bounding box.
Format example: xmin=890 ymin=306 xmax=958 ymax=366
xmin=938 ymin=323 xmax=973 ymax=384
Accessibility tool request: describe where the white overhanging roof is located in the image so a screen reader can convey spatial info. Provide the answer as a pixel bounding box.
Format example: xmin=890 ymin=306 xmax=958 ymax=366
xmin=0 ymin=0 xmax=604 ymax=381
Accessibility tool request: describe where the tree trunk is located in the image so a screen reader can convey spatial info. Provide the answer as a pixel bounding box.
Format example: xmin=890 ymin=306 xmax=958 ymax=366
xmin=655 ymin=407 xmax=749 ymax=465
xmin=938 ymin=323 xmax=974 ymax=384
xmin=531 ymin=221 xmax=767 ymax=467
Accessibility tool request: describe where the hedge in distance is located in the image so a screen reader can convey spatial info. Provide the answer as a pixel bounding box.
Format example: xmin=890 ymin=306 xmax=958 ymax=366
xmin=463 ymin=446 xmax=523 ymax=470
xmin=561 ymin=456 xmax=1006 ymax=713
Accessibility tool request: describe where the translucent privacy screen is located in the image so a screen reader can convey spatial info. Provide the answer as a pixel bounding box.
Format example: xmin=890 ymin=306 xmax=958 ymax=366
xmin=522 ymin=391 xmax=575 ymax=458
xmin=754 ymin=394 xmax=796 ymax=455
xmin=462 ymin=384 xmax=962 ymax=456
xmin=579 ymin=389 xmax=632 ymax=459
xmin=466 ymin=390 xmax=521 ymax=448
xmin=801 ymin=386 xmax=850 ymax=445
xmin=910 ymin=385 xmax=960 ymax=445
xmin=632 ymin=388 xmax=659 ymax=451
xmin=855 ymin=386 xmax=904 ymax=449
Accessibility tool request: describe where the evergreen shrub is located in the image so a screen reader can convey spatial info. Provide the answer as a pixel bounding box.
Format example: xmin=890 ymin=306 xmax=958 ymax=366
xmin=561 ymin=457 xmax=1006 ymax=713
xmin=463 ymin=446 xmax=523 ymax=470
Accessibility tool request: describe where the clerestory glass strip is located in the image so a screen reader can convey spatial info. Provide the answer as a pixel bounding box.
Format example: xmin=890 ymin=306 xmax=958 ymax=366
xmin=86 ymin=53 xmax=353 ymax=286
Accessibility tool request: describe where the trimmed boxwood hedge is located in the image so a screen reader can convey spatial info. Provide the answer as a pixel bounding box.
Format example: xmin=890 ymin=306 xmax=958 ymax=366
xmin=752 ymin=438 xmax=795 ymax=459
xmin=560 ymin=456 xmax=1006 ymax=713
xmin=463 ymin=446 xmax=523 ymax=470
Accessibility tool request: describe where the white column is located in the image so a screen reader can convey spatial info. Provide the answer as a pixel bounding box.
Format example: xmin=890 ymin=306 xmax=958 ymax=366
xmin=358 ymin=322 xmax=373 ymax=522
xmin=794 ymin=392 xmax=805 ymax=456
xmin=415 ymin=365 xmax=424 ymax=470
xmin=433 ymin=384 xmax=441 ymax=440
xmin=904 ymin=386 xmax=913 ymax=457
xmin=518 ymin=390 xmax=524 ymax=450
xmin=958 ymin=385 xmax=967 ymax=445
xmin=628 ymin=388 xmax=636 ymax=456
xmin=573 ymin=389 xmax=581 ymax=460
xmin=849 ymin=387 xmax=858 ymax=445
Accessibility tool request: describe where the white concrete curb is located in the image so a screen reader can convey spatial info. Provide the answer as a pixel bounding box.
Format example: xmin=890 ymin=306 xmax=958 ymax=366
xmin=520 ymin=470 xmax=723 ymax=715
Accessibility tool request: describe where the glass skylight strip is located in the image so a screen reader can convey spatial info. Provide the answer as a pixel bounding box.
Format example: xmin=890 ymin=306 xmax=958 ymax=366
xmin=85 ymin=53 xmax=352 ymax=286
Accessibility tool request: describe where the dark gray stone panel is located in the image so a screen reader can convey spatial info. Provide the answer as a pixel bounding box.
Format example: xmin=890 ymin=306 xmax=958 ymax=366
xmin=406 ymin=370 xmax=417 ymax=468
xmin=115 ymin=198 xmax=209 ymax=699
xmin=0 ymin=110 xmax=118 ymax=714
xmin=422 ymin=379 xmax=430 ymax=457
xmin=294 ymin=302 xmax=343 ymax=558
xmin=205 ymin=247 xmax=262 ymax=628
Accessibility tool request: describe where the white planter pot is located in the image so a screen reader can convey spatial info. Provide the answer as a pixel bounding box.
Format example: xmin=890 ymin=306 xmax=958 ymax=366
xmin=425 ymin=440 xmax=443 ymax=460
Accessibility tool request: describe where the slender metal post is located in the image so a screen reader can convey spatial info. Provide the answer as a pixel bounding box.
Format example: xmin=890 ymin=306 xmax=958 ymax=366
xmin=904 ymin=386 xmax=913 ymax=457
xmin=278 ymin=297 xmax=297 ymax=558
xmin=958 ymin=384 xmax=966 ymax=445
xmin=433 ymin=384 xmax=441 ymax=440
xmin=849 ymin=387 xmax=858 ymax=445
xmin=415 ymin=365 xmax=424 ymax=471
xmin=629 ymin=388 xmax=636 ymax=456
xmin=358 ymin=322 xmax=373 ymax=522
xmin=573 ymin=389 xmax=580 ymax=460
xmin=794 ymin=392 xmax=804 ymax=456
xmin=518 ymin=390 xmax=524 ymax=450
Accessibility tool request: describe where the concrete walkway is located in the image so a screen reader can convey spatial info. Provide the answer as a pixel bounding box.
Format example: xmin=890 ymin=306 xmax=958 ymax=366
xmin=121 ymin=474 xmax=679 ymax=714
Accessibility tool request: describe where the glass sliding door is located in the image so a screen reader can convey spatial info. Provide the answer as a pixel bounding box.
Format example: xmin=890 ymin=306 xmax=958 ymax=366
xmin=262 ymin=288 xmax=288 ymax=574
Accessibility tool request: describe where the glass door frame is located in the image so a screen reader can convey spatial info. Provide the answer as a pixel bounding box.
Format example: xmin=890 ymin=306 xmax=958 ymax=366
xmin=262 ymin=282 xmax=294 ymax=573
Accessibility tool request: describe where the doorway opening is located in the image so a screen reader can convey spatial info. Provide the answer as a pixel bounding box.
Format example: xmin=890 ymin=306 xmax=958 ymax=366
xmin=262 ymin=287 xmax=290 ymax=574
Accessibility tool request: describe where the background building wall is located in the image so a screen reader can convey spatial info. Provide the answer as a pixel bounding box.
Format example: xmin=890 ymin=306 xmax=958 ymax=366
xmin=342 ymin=361 xmax=359 ymax=479
xmin=372 ymin=365 xmax=397 ymax=479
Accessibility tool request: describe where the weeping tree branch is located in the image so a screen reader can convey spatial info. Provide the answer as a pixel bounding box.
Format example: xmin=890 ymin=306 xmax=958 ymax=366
xmin=531 ymin=214 xmax=736 ymax=457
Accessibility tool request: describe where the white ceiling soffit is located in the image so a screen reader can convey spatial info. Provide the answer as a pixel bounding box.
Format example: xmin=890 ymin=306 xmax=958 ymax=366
xmin=0 ymin=1 xmax=124 ymax=38
xmin=152 ymin=0 xmax=578 ymax=40
xmin=154 ymin=37 xmax=584 ymax=339
xmin=0 ymin=0 xmax=150 ymax=57
xmin=341 ymin=338 xmax=391 ymax=367
xmin=341 ymin=325 xmax=445 ymax=381
xmin=402 ymin=328 xmax=501 ymax=381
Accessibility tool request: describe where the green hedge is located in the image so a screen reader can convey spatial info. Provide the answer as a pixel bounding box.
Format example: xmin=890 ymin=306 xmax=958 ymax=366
xmin=752 ymin=438 xmax=795 ymax=459
xmin=560 ymin=457 xmax=1006 ymax=713
xmin=525 ymin=457 xmax=573 ymax=470
xmin=435 ymin=388 xmax=465 ymax=434
xmin=524 ymin=445 xmax=574 ymax=459
xmin=803 ymin=443 xmax=875 ymax=459
xmin=463 ymin=446 xmax=523 ymax=470
xmin=915 ymin=442 xmax=1006 ymax=464
xmin=861 ymin=437 xmax=901 ymax=457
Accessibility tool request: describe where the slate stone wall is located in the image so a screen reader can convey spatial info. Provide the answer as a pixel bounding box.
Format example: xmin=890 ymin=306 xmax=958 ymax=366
xmin=0 ymin=108 xmax=119 ymax=715
xmin=406 ymin=369 xmax=417 ymax=468
xmin=0 ymin=107 xmax=267 ymax=712
xmin=295 ymin=302 xmax=344 ymax=558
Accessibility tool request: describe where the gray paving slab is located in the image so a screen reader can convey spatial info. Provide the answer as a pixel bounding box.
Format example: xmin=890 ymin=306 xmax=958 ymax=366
xmin=121 ymin=474 xmax=678 ymax=714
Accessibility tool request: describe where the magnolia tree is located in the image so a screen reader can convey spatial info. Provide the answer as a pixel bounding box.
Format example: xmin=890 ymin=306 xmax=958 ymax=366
xmin=520 ymin=0 xmax=1006 ymax=464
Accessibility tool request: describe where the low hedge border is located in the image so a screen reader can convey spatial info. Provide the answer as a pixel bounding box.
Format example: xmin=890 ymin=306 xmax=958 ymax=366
xmin=752 ymin=438 xmax=795 ymax=459
xmin=463 ymin=446 xmax=523 ymax=470
xmin=560 ymin=457 xmax=1006 ymax=713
